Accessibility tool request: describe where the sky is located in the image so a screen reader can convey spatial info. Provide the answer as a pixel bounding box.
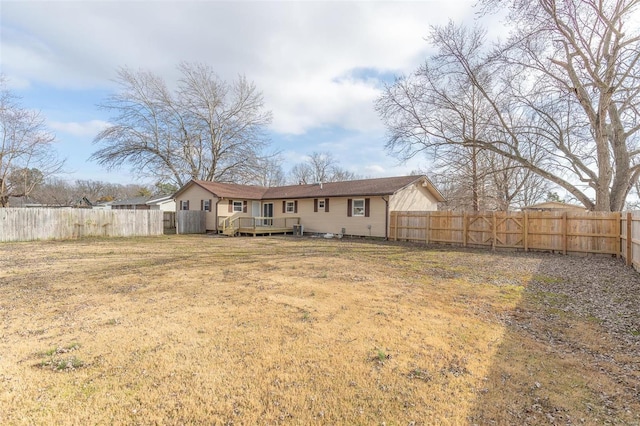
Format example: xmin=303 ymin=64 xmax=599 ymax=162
xmin=0 ymin=0 xmax=498 ymax=186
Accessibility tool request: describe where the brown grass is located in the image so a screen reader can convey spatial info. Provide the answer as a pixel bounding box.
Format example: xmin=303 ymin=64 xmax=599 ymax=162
xmin=0 ymin=235 xmax=638 ymax=425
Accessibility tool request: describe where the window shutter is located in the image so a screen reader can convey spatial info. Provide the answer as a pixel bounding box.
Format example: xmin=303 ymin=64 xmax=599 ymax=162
xmin=325 ymin=198 xmax=329 ymax=212
xmin=186 ymin=200 xmax=190 ymax=210
xmin=365 ymin=198 xmax=370 ymax=217
xmin=200 ymin=200 xmax=204 ymax=210
xmin=294 ymin=200 xmax=298 ymax=213
xmin=282 ymin=201 xmax=286 ymax=213
xmin=209 ymin=199 xmax=212 ymax=212
xmin=347 ymin=199 xmax=352 ymax=217
xmin=243 ymin=200 xmax=248 ymax=213
xmin=228 ymin=200 xmax=233 ymax=213
xmin=314 ymin=199 xmax=318 ymax=212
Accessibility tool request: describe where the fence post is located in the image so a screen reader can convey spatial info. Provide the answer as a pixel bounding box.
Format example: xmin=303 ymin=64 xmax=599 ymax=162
xmin=627 ymin=212 xmax=632 ymax=266
xmin=523 ymin=211 xmax=529 ymax=252
xmin=425 ymin=212 xmax=430 ymax=244
xmin=393 ymin=212 xmax=398 ymax=241
xmin=463 ymin=212 xmax=467 ymax=247
xmin=614 ymin=212 xmax=621 ymax=259
xmin=492 ymin=211 xmax=496 ymax=251
xmin=562 ymin=211 xmax=568 ymax=255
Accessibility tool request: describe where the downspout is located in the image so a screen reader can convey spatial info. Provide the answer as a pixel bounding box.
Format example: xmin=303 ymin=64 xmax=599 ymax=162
xmin=215 ymin=198 xmax=221 ymax=232
xmin=382 ymin=196 xmax=389 ymax=240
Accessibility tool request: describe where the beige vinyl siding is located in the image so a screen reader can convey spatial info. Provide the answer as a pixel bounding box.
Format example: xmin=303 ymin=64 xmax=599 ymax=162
xmin=175 ymin=185 xmax=218 ymax=231
xmin=389 ymin=183 xmax=439 ymax=211
xmin=270 ymin=197 xmax=388 ymax=237
xmin=216 ymin=199 xmax=255 ymax=228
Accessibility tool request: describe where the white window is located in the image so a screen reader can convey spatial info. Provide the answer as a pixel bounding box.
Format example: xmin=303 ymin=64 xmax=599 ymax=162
xmin=318 ymin=200 xmax=325 ymax=210
xmin=180 ymin=200 xmax=189 ymax=210
xmin=203 ymin=200 xmax=210 ymax=211
xmin=286 ymin=201 xmax=295 ymax=213
xmin=233 ymin=201 xmax=243 ymax=212
xmin=353 ymin=199 xmax=365 ymax=216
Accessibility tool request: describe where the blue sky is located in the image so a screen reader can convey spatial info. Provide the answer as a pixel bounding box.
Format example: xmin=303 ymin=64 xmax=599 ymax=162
xmin=1 ymin=0 xmax=490 ymax=185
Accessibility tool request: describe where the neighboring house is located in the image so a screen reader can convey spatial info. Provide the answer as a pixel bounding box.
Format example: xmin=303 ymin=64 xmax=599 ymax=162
xmin=92 ymin=201 xmax=114 ymax=210
xmin=172 ymin=175 xmax=445 ymax=238
xmin=110 ymin=195 xmax=176 ymax=211
xmin=146 ymin=195 xmax=176 ymax=211
xmin=5 ymin=196 xmax=92 ymax=208
xmin=521 ymin=201 xmax=587 ymax=212
xmin=111 ymin=196 xmax=151 ymax=210
xmin=6 ymin=196 xmax=45 ymax=208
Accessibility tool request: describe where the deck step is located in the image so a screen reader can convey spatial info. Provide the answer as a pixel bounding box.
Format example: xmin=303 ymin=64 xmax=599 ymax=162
xmin=222 ymin=228 xmax=237 ymax=237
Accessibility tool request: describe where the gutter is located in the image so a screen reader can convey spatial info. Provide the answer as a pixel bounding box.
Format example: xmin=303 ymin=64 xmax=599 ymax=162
xmin=215 ymin=198 xmax=221 ymax=232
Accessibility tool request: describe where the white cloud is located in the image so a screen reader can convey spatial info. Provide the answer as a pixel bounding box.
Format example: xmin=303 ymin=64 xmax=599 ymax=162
xmin=49 ymin=120 xmax=109 ymax=137
xmin=363 ymin=164 xmax=387 ymax=175
xmin=1 ymin=0 xmax=482 ymax=183
xmin=2 ymin=1 xmax=478 ymax=133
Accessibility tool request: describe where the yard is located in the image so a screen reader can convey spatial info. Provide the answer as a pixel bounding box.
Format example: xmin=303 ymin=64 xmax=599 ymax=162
xmin=0 ymin=235 xmax=638 ymax=425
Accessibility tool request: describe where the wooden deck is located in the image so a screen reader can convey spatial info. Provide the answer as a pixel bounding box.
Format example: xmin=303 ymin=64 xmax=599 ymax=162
xmin=237 ymin=226 xmax=294 ymax=236
xmin=219 ymin=216 xmax=301 ymax=237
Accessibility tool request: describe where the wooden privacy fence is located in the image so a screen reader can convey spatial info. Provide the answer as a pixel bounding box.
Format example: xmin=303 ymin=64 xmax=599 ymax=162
xmin=620 ymin=211 xmax=640 ymax=270
xmin=176 ymin=211 xmax=206 ymax=234
xmin=163 ymin=211 xmax=176 ymax=234
xmin=390 ymin=210 xmax=635 ymax=261
xmin=0 ymin=208 xmax=164 ymax=242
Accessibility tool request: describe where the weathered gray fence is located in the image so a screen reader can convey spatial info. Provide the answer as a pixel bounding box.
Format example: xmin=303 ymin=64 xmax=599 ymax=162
xmin=163 ymin=211 xmax=176 ymax=234
xmin=0 ymin=208 xmax=164 ymax=242
xmin=176 ymin=211 xmax=206 ymax=234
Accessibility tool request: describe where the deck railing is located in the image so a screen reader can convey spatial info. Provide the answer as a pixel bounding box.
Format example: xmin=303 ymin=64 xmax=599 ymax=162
xmin=237 ymin=216 xmax=300 ymax=229
xmin=218 ymin=213 xmax=241 ymax=233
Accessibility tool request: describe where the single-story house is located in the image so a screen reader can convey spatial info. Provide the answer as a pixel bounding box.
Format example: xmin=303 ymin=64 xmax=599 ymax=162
xmin=111 ymin=196 xmax=152 ymax=210
xmin=146 ymin=195 xmax=176 ymax=211
xmin=172 ymin=175 xmax=445 ymax=238
xmin=520 ymin=201 xmax=587 ymax=212
xmin=111 ymin=195 xmax=177 ymax=211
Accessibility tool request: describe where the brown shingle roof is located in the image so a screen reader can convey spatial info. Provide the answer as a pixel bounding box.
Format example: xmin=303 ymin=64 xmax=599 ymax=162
xmin=175 ymin=175 xmax=445 ymax=201
xmin=263 ymin=176 xmax=426 ymax=199
xmin=189 ymin=180 xmax=268 ymax=200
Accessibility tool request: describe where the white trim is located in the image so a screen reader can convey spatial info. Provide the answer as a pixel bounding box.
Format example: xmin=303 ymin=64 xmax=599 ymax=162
xmin=285 ymin=201 xmax=295 ymax=213
xmin=353 ymin=199 xmax=365 ymax=216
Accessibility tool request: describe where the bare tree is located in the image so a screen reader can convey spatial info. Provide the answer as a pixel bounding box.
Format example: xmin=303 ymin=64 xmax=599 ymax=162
xmin=378 ymin=0 xmax=640 ymax=211
xmin=248 ymin=155 xmax=286 ymax=187
xmin=33 ymin=179 xmax=154 ymax=206
xmin=91 ymin=63 xmax=272 ymax=187
xmin=30 ymin=178 xmax=75 ymax=206
xmin=0 ymin=78 xmax=63 ymax=207
xmin=288 ymin=151 xmax=359 ymax=184
xmin=378 ymin=28 xmax=546 ymax=212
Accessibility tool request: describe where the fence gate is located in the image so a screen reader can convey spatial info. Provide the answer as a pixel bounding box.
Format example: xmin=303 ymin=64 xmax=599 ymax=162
xmin=163 ymin=212 xmax=176 ymax=234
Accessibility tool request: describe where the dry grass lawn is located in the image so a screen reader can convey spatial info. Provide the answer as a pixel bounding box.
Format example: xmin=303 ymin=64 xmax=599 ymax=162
xmin=0 ymin=235 xmax=638 ymax=425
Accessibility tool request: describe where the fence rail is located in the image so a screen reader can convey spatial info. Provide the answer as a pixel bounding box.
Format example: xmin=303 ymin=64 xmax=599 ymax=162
xmin=390 ymin=210 xmax=626 ymax=258
xmin=0 ymin=208 xmax=164 ymax=242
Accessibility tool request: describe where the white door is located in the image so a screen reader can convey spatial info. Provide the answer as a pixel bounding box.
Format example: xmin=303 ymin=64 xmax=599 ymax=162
xmin=252 ymin=201 xmax=260 ymax=217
